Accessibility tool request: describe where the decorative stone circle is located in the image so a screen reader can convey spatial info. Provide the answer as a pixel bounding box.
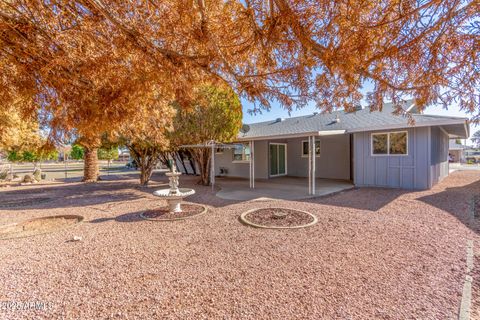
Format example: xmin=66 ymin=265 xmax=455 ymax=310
xmin=0 ymin=215 xmax=84 ymax=240
xmin=140 ymin=203 xmax=207 ymax=221
xmin=0 ymin=197 xmax=52 ymax=209
xmin=240 ymin=207 xmax=318 ymax=229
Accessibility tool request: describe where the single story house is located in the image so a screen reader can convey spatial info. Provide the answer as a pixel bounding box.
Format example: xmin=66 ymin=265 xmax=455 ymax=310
xmin=465 ymin=148 xmax=480 ymax=164
xmin=448 ymin=140 xmax=467 ymax=163
xmin=213 ymin=101 xmax=469 ymax=193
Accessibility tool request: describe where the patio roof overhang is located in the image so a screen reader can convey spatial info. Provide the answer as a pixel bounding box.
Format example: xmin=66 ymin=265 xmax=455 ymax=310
xmin=441 ymin=122 xmax=470 ymax=139
xmin=179 ymin=142 xmax=243 ymax=149
xmin=237 ymin=130 xmax=346 ymax=141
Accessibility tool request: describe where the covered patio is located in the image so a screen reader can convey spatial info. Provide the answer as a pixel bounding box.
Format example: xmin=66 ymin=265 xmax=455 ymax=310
xmin=215 ymin=176 xmax=353 ymax=201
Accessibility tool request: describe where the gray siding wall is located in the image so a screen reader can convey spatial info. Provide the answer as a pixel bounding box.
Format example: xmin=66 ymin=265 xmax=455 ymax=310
xmin=286 ymin=135 xmax=350 ymax=180
xmin=353 ymin=127 xmax=430 ymax=189
xmin=213 ymin=135 xmax=350 ymax=180
xmin=214 ymin=125 xmax=449 ymax=190
xmin=214 ymin=141 xmax=269 ymax=179
xmin=429 ymin=126 xmax=449 ymax=186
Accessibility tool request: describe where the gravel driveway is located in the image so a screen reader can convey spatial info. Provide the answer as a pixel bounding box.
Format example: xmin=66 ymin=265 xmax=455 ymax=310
xmin=0 ymin=171 xmax=479 ymax=319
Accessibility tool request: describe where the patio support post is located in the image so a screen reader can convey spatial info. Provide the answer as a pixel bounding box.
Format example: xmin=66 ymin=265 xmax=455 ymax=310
xmin=308 ymin=136 xmax=312 ymax=195
xmin=249 ymin=141 xmax=255 ymax=189
xmin=211 ymin=142 xmax=215 ymax=192
xmin=311 ymin=135 xmax=316 ymax=195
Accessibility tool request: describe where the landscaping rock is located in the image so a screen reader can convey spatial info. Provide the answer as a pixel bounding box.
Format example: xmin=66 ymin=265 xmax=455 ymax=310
xmin=33 ymin=168 xmax=42 ymax=181
xmin=22 ymin=174 xmax=36 ymax=183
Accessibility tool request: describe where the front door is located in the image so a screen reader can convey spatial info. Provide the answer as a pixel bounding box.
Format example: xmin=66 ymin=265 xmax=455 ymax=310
xmin=269 ymin=143 xmax=287 ymax=176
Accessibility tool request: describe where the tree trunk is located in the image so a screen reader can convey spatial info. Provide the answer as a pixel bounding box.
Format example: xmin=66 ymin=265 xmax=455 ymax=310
xmin=128 ymin=144 xmax=159 ymax=186
xmin=193 ymin=149 xmax=211 ymax=186
xmin=139 ymin=153 xmax=158 ymax=186
xmin=140 ymin=161 xmax=155 ymax=186
xmin=83 ymin=147 xmax=99 ymax=182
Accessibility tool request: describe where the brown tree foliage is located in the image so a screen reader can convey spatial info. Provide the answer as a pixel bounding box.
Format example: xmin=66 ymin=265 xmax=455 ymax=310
xmin=0 ymin=0 xmax=478 ymax=149
xmin=0 ymin=107 xmax=44 ymax=155
xmin=0 ymin=1 xmax=181 ymax=181
xmin=115 ymin=90 xmax=176 ymax=186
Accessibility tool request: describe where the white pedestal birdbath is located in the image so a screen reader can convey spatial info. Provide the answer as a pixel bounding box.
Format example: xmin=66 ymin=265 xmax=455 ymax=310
xmin=153 ymin=166 xmax=195 ymax=213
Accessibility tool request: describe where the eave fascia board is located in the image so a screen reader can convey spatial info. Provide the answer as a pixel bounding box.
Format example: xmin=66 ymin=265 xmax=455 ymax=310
xmin=346 ymin=119 xmax=467 ymax=134
xmin=237 ymin=130 xmax=346 ymax=141
xmin=317 ymin=130 xmax=346 ymax=136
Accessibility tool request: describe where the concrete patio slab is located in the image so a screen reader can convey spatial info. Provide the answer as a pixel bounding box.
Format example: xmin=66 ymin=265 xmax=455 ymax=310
xmin=215 ymin=176 xmax=354 ymax=201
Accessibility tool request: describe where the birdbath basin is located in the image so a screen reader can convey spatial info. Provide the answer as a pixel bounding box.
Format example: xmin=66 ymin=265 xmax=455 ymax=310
xmin=153 ymin=170 xmax=195 ymax=213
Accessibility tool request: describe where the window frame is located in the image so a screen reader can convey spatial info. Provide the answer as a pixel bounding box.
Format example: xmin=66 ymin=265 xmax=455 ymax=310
xmin=232 ymin=143 xmax=251 ymax=163
xmin=269 ymin=142 xmax=288 ymax=176
xmin=370 ymin=131 xmax=408 ymax=156
xmin=301 ymin=140 xmax=321 ymax=158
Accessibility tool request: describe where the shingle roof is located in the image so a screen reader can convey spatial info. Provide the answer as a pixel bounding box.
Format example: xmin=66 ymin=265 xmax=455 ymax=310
xmin=238 ymin=102 xmax=468 ymax=140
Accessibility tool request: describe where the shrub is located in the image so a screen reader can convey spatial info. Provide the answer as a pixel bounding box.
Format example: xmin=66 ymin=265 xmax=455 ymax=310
xmin=70 ymin=144 xmax=84 ymax=160
xmin=7 ymin=151 xmax=21 ymax=162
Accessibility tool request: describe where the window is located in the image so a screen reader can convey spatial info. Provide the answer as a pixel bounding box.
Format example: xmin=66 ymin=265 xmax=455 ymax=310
xmin=372 ymin=133 xmax=388 ymax=154
xmin=215 ymin=147 xmax=223 ymax=154
xmin=371 ymin=131 xmax=408 ymax=155
xmin=302 ymin=140 xmax=321 ymax=157
xmin=233 ymin=143 xmax=250 ymax=161
xmin=389 ymin=132 xmax=407 ymax=154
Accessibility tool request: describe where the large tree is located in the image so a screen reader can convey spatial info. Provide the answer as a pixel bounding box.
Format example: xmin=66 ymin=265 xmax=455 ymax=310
xmin=471 ymin=130 xmax=480 ymax=148
xmin=0 ymin=108 xmax=46 ymax=159
xmin=1 ymin=0 xmax=478 ymax=160
xmin=0 ymin=108 xmax=56 ymax=177
xmin=115 ymin=89 xmax=176 ymax=186
xmin=174 ymin=84 xmax=242 ymax=185
xmin=0 ymin=2 xmax=179 ymax=182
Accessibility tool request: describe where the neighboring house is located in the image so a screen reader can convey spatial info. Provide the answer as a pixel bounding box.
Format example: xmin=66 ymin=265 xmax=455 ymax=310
xmin=214 ymin=101 xmax=469 ymax=191
xmin=448 ymin=140 xmax=467 ymax=163
xmin=118 ymin=149 xmax=131 ymax=162
xmin=465 ymin=148 xmax=480 ymax=163
xmin=57 ymin=145 xmax=72 ymax=161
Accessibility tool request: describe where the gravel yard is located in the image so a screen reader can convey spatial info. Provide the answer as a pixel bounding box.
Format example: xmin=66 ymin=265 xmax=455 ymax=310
xmin=0 ymin=171 xmax=479 ymax=319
